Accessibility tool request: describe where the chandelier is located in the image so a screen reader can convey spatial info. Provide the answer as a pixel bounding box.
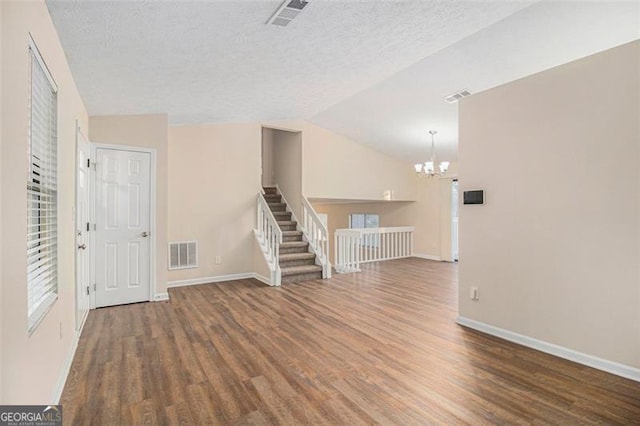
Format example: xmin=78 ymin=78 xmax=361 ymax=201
xmin=414 ymin=130 xmax=449 ymax=177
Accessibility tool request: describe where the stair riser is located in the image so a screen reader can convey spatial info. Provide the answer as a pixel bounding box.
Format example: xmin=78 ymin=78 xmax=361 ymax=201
xmin=269 ymin=204 xmax=286 ymax=212
xmin=279 ymin=224 xmax=297 ymax=231
xmin=283 ymin=235 xmax=303 ymax=242
xmin=263 ymin=187 xmax=277 ymax=194
xmin=281 ymin=271 xmax=323 ymax=284
xmin=264 ymin=195 xmax=281 ymax=202
xmin=280 ymin=246 xmax=309 ymax=255
xmin=274 ymin=213 xmax=292 ymax=220
xmin=280 ymin=258 xmax=317 ymax=268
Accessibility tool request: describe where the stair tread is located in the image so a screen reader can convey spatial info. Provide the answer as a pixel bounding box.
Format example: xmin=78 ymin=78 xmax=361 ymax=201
xmin=280 ymin=241 xmax=308 ymax=247
xmin=281 ymin=265 xmax=323 ymax=276
xmin=278 ymin=221 xmax=297 ymax=225
xmin=280 ymin=252 xmax=315 ymax=260
xmin=282 ymin=231 xmax=303 ymax=235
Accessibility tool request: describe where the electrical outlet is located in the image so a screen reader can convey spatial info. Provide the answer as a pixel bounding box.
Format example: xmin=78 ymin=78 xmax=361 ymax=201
xmin=470 ymin=287 xmax=479 ymax=301
xmin=215 ymin=256 xmax=221 ymax=265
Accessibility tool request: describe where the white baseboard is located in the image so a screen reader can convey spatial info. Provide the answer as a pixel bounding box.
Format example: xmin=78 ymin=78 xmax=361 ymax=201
xmin=413 ymin=253 xmax=442 ymax=261
xmin=253 ymin=273 xmax=273 ymax=286
xmin=154 ymin=292 xmax=169 ymax=301
xmin=456 ymin=316 xmax=640 ymax=382
xmin=168 ymin=272 xmax=257 ymax=288
xmin=52 ymin=324 xmax=84 ymax=403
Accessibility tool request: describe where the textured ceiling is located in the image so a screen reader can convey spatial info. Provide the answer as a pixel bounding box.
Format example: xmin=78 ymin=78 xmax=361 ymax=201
xmin=46 ymin=0 xmax=530 ymax=124
xmin=310 ymin=1 xmax=640 ymax=162
xmin=46 ymin=1 xmax=639 ymax=164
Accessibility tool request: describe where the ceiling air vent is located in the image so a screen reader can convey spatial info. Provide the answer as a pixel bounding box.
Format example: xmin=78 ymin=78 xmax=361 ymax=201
xmin=444 ymin=89 xmax=472 ymax=104
xmin=169 ymin=241 xmax=198 ymax=270
xmin=267 ymin=0 xmax=311 ymax=27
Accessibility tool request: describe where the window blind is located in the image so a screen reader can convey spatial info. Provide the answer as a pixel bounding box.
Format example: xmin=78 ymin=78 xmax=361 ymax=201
xmin=27 ymin=38 xmax=58 ymax=332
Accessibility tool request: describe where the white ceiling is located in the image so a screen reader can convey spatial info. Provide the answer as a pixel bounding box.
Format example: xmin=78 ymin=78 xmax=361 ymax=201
xmin=310 ymin=1 xmax=640 ymax=162
xmin=47 ymin=1 xmax=639 ymax=163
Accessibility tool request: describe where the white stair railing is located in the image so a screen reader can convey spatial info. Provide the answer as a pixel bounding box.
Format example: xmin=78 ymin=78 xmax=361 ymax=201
xmin=255 ymin=191 xmax=282 ymax=286
xmin=335 ymin=226 xmax=415 ymax=273
xmin=301 ymin=197 xmax=331 ymax=279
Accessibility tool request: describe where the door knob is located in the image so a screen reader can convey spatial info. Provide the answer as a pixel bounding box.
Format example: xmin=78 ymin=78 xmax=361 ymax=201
xmin=142 ymin=231 xmax=149 ymax=238
xmin=78 ymin=244 xmax=87 ymax=250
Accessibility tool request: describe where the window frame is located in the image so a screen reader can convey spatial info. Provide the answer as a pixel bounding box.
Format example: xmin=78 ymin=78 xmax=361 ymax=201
xmin=27 ymin=35 xmax=59 ymax=333
xmin=349 ymin=213 xmax=380 ymax=248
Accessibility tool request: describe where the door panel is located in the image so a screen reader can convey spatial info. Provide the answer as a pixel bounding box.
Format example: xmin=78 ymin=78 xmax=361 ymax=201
xmin=75 ymin=131 xmax=90 ymax=329
xmin=95 ymin=148 xmax=151 ymax=307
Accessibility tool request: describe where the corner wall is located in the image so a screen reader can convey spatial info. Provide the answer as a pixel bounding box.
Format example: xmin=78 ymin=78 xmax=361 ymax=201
xmin=89 ymin=114 xmax=169 ymax=297
xmin=458 ymin=41 xmax=640 ymax=370
xmin=1 ymin=1 xmax=89 ymax=403
xmin=264 ymin=120 xmax=418 ymax=202
xmin=168 ymin=123 xmax=262 ymax=284
xmin=312 ymin=166 xmax=457 ymax=265
xmin=271 ymin=129 xmax=303 ymax=220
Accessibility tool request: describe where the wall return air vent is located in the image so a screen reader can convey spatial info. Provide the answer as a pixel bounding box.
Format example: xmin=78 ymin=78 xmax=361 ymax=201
xmin=444 ymin=89 xmax=472 ymax=104
xmin=267 ymin=0 xmax=311 ymax=27
xmin=169 ymin=241 xmax=198 ymax=270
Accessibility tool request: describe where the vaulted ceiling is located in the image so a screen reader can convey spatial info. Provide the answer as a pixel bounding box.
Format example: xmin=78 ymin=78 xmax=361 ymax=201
xmin=47 ymin=1 xmax=639 ymax=163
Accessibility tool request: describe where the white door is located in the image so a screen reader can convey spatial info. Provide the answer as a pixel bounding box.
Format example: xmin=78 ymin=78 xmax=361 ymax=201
xmin=95 ymin=148 xmax=151 ymax=307
xmin=75 ymin=129 xmax=91 ymax=329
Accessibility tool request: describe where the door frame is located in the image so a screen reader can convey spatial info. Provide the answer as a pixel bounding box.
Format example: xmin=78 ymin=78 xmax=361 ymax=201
xmin=90 ymin=142 xmax=158 ymax=309
xmin=74 ymin=122 xmax=91 ymax=330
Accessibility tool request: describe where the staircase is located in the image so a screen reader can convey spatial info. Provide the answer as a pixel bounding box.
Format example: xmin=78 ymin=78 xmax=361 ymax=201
xmin=263 ymin=187 xmax=323 ymax=283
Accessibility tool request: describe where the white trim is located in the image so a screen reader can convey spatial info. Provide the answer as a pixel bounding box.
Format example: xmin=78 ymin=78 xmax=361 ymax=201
xmin=168 ymin=273 xmax=255 ymax=288
xmin=90 ymin=143 xmax=157 ymax=307
xmin=74 ymin=122 xmax=91 ymax=332
xmin=168 ymin=273 xmax=275 ymax=288
xmin=412 ymin=253 xmax=442 ymax=261
xmin=456 ymin=316 xmax=640 ymax=383
xmin=253 ymin=273 xmax=273 ymax=286
xmin=51 ymin=321 xmax=84 ymax=403
xmin=29 ymin=34 xmax=58 ymax=92
xmin=154 ymin=292 xmax=169 ymax=301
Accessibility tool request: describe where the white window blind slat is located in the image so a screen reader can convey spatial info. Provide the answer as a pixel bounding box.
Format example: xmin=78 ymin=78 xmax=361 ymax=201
xmin=27 ymin=38 xmax=58 ymax=332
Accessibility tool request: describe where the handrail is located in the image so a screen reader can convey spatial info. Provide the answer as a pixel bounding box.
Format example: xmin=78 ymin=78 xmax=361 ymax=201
xmin=347 ymin=226 xmax=415 ymax=234
xmin=301 ymin=196 xmax=331 ymax=279
xmin=255 ymin=192 xmax=282 ymax=286
xmin=335 ymin=226 xmax=415 ymax=273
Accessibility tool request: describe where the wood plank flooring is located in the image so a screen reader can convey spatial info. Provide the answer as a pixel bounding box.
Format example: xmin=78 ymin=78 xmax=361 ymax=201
xmin=61 ymin=258 xmax=640 ymax=425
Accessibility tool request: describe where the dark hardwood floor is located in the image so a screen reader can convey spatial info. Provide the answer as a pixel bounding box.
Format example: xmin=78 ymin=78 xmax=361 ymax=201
xmin=61 ymin=258 xmax=640 ymax=425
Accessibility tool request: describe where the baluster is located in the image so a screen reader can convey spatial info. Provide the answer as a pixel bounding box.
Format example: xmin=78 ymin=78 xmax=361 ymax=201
xmin=394 ymin=232 xmax=398 ymax=258
xmin=355 ymin=234 xmax=359 ymax=270
xmin=404 ymin=232 xmax=408 ymax=257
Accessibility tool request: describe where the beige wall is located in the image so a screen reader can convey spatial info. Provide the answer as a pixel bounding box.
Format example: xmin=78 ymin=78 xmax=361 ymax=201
xmin=311 ymin=201 xmax=412 ymax=265
xmin=89 ymin=114 xmax=169 ymax=296
xmin=264 ymin=120 xmax=418 ymax=202
xmin=261 ymin=127 xmax=274 ymax=187
xmin=168 ymin=123 xmax=262 ymax=283
xmin=271 ymin=129 xmax=303 ymax=220
xmin=458 ymin=41 xmax=640 ymax=368
xmin=313 ymin=162 xmax=458 ymax=264
xmin=1 ymin=1 xmax=89 ymax=403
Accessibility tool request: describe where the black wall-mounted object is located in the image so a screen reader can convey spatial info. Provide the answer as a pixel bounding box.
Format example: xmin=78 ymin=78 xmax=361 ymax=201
xmin=463 ymin=190 xmax=484 ymax=205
